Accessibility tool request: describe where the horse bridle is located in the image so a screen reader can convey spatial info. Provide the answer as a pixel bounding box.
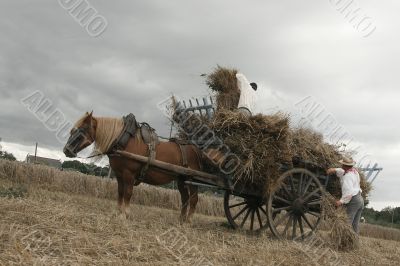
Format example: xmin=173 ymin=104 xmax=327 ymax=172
xmin=66 ymin=125 xmax=95 ymax=155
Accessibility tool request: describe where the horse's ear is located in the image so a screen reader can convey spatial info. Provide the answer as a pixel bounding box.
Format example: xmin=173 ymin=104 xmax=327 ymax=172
xmin=88 ymin=111 xmax=94 ymax=126
xmin=83 ymin=111 xmax=93 ymax=124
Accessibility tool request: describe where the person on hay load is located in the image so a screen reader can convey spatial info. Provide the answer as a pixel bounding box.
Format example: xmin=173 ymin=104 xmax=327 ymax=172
xmin=236 ymin=72 xmax=257 ymax=117
xmin=327 ymin=157 xmax=364 ymax=234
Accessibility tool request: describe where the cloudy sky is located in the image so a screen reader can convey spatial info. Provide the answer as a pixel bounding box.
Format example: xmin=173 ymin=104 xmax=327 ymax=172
xmin=0 ymin=0 xmax=398 ymax=210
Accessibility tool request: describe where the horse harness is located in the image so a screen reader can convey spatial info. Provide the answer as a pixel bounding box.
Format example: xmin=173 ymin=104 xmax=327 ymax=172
xmin=110 ymin=114 xmax=201 ymax=184
xmin=137 ymin=122 xmax=158 ymax=182
xmin=169 ymin=138 xmax=204 ymax=172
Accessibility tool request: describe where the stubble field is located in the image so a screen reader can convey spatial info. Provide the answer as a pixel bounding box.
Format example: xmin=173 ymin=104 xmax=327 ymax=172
xmin=0 ymin=159 xmax=399 ymax=265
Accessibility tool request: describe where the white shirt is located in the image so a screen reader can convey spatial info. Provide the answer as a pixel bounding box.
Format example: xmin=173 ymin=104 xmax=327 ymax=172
xmin=236 ymin=73 xmax=256 ymax=113
xmin=335 ymin=168 xmax=362 ymax=204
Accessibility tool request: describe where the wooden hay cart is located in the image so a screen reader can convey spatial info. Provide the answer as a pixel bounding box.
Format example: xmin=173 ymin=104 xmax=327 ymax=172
xmin=117 ymin=97 xmax=382 ymax=240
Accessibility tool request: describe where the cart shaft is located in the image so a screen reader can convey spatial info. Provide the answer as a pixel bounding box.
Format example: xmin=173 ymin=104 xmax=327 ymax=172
xmin=115 ymin=150 xmax=227 ymax=188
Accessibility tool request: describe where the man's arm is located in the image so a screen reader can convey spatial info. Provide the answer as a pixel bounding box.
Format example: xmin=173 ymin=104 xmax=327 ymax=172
xmin=326 ymin=168 xmax=344 ymax=177
xmin=326 ymin=168 xmax=336 ymax=175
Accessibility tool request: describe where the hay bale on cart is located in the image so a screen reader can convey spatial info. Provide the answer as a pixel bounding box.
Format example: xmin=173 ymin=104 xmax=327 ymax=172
xmin=202 ymin=66 xmax=371 ymax=198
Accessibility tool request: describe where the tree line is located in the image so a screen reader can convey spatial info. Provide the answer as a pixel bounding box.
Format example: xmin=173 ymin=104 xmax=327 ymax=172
xmin=62 ymin=160 xmax=110 ymax=177
xmin=363 ymin=207 xmax=400 ymax=229
xmin=0 ymin=151 xmax=16 ymax=161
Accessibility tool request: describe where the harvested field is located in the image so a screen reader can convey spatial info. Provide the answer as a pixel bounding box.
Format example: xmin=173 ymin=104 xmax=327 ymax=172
xmin=0 ymin=159 xmax=400 ymax=265
xmin=0 ymin=159 xmax=224 ymax=217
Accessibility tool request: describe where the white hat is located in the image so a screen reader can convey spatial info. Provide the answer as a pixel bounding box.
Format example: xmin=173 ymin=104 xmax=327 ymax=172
xmin=338 ymin=157 xmax=355 ymax=167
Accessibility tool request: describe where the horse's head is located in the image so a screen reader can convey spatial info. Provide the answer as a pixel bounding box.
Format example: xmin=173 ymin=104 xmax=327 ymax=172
xmin=63 ymin=111 xmax=96 ymax=158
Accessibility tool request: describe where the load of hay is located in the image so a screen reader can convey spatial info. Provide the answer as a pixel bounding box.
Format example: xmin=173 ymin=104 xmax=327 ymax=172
xmin=288 ymin=128 xmax=342 ymax=169
xmin=172 ymin=66 xmax=371 ymax=200
xmin=205 ymin=66 xmax=240 ymax=111
xmin=209 ymin=110 xmax=292 ymax=190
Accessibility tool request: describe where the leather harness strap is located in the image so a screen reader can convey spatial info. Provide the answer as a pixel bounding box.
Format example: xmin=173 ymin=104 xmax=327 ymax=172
xmin=137 ymin=123 xmax=158 ymax=182
xmin=108 ymin=114 xmax=138 ymax=153
xmin=192 ymin=146 xmax=204 ymax=171
xmin=171 ymin=139 xmax=203 ymax=171
xmin=178 ymin=144 xmax=188 ymax=168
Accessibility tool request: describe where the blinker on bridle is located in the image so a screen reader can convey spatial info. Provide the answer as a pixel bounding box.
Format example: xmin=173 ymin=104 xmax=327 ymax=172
xmin=67 ymin=126 xmax=93 ymax=150
xmin=66 ymin=125 xmax=104 ymax=159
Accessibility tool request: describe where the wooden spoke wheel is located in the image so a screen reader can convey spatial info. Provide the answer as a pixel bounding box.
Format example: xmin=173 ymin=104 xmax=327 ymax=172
xmin=224 ymin=190 xmax=269 ymax=232
xmin=267 ymin=168 xmax=325 ymax=240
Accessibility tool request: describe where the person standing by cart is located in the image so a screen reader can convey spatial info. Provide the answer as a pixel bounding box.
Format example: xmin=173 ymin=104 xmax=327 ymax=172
xmin=236 ymin=72 xmax=257 ymax=117
xmin=327 ymin=157 xmax=364 ymax=234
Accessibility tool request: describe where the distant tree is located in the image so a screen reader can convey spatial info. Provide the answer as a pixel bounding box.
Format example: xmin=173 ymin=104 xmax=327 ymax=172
xmin=62 ymin=160 xmax=88 ymax=174
xmin=395 ymin=207 xmax=400 ymax=224
xmin=62 ymin=160 xmax=110 ymax=177
xmin=88 ymin=165 xmax=108 ymax=177
xmin=85 ymin=163 xmax=96 ymax=175
xmin=96 ymin=166 xmax=110 ymax=177
xmin=381 ymin=207 xmax=394 ymax=222
xmin=0 ymin=151 xmax=16 ymax=161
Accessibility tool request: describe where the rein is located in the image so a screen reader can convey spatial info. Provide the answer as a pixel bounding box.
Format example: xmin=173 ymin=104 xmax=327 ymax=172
xmin=77 ymin=153 xmax=107 ymax=160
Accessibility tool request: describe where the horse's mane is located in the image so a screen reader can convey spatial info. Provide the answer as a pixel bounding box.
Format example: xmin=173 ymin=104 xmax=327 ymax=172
xmin=74 ymin=113 xmax=142 ymax=154
xmin=94 ymin=117 xmax=124 ymax=153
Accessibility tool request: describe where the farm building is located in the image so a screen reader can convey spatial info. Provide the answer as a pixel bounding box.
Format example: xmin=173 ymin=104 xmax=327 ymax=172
xmin=25 ymin=155 xmax=62 ymax=169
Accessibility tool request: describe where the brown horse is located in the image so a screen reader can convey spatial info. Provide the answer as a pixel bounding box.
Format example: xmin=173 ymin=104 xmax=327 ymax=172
xmin=63 ymin=111 xmax=202 ymax=223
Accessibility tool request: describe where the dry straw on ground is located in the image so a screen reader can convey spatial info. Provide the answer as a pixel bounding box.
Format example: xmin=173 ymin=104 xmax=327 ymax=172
xmin=0 ymin=160 xmax=224 ymax=217
xmin=322 ymin=192 xmax=359 ymax=251
xmin=0 ymin=163 xmax=399 ymax=265
xmin=0 ymin=159 xmax=389 ymax=241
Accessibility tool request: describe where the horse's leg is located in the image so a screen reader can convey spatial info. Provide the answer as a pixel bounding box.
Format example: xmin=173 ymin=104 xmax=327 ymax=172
xmin=187 ymin=184 xmax=199 ymax=223
xmin=122 ymin=170 xmax=136 ymax=218
xmin=116 ymin=175 xmax=125 ymax=215
xmin=177 ymin=179 xmax=190 ymax=224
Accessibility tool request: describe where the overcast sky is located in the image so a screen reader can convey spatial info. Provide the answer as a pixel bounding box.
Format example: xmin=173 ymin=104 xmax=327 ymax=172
xmin=0 ymin=0 xmax=399 ymax=210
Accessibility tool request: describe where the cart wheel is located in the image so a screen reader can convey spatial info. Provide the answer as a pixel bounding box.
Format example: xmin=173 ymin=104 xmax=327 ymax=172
xmin=267 ymin=168 xmax=325 ymax=240
xmin=224 ymin=190 xmax=269 ymax=232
